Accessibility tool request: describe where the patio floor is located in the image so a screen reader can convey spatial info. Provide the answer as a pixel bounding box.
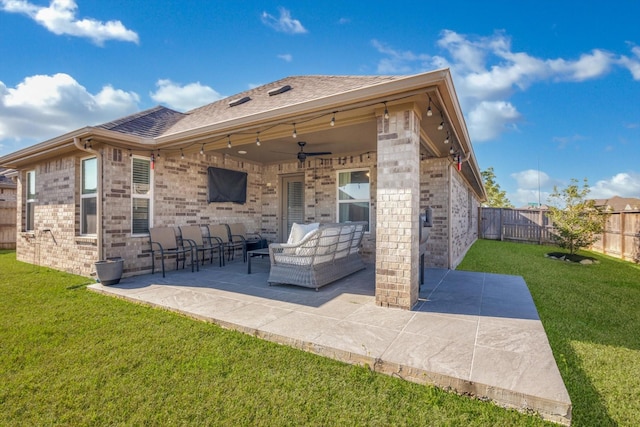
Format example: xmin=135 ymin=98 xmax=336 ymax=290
xmin=88 ymin=257 xmax=571 ymax=425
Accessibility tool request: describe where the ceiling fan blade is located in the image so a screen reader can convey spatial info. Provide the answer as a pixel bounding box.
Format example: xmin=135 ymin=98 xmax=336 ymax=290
xmin=306 ymin=151 xmax=332 ymax=156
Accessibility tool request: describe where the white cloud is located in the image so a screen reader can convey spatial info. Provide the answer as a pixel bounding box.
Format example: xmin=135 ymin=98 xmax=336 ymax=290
xmin=619 ymin=45 xmax=640 ymax=80
xmin=277 ymin=53 xmax=293 ymax=62
xmin=0 ymin=73 xmax=139 ymax=148
xmin=512 ymin=169 xmax=552 ymax=190
xmin=1 ymin=0 xmax=139 ymax=45
xmin=261 ymin=7 xmax=307 ymax=34
xmin=372 ymin=30 xmax=628 ymax=143
xmin=511 ymin=188 xmax=551 ymax=207
xmin=468 ymin=101 xmax=520 ymax=141
xmin=150 ymin=79 xmax=223 ymax=112
xmin=547 ymin=49 xmax=614 ymax=81
xmin=589 ymin=172 xmax=640 ymax=198
xmin=371 ymin=39 xmax=431 ymax=74
xmin=509 ymin=169 xmax=561 ymax=206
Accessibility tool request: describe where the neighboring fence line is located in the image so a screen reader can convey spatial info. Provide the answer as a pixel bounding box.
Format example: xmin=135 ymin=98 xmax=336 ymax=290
xmin=479 ymin=207 xmax=640 ymax=263
xmin=0 ymin=200 xmax=17 ymax=250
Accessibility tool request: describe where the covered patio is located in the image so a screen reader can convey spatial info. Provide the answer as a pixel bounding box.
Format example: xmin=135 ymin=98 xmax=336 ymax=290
xmin=89 ymin=259 xmax=571 ymax=425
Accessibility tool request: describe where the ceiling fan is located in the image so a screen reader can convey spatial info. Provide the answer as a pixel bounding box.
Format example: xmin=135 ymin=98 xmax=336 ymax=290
xmin=296 ymin=141 xmax=331 ymax=162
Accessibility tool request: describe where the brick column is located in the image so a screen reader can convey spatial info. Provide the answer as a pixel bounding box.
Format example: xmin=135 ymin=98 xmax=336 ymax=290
xmin=375 ymin=104 xmax=422 ymax=310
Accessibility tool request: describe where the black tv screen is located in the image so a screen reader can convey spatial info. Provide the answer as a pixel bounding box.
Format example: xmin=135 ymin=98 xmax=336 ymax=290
xmin=207 ymin=167 xmax=247 ymax=204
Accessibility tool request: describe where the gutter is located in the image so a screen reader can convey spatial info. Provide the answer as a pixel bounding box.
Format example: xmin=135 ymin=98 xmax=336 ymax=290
xmin=73 ymin=137 xmax=104 ymax=262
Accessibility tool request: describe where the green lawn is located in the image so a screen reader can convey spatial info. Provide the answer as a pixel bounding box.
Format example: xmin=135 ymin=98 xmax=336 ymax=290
xmin=1 ymin=242 xmax=638 ymax=426
xmin=457 ymin=240 xmax=640 ymax=427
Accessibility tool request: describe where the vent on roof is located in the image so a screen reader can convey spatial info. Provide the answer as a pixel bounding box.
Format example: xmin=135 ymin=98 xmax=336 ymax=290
xmin=268 ymin=85 xmax=292 ymax=96
xmin=228 ymin=96 xmax=251 ymax=107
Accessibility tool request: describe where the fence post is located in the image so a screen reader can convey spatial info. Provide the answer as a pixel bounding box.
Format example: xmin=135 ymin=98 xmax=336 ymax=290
xmin=620 ymin=212 xmax=626 ymax=261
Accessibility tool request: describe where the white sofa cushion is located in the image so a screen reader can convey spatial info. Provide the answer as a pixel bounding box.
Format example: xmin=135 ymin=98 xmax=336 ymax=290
xmin=287 ymin=222 xmax=319 ymax=244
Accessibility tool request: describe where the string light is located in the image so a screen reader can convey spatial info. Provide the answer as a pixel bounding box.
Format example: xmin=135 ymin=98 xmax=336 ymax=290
xmin=292 ymin=123 xmax=297 ymax=138
xmin=427 ymin=98 xmax=433 ymax=117
xmin=330 ymin=112 xmax=336 ymax=127
xmin=157 ymin=150 xmax=160 ymax=158
xmin=200 ymin=144 xmax=204 ymax=155
xmin=180 ymin=149 xmax=185 ymax=160
xmin=227 ymin=135 xmax=232 ymax=148
xmin=256 ymin=132 xmax=261 ymax=146
xmin=383 ymin=102 xmax=389 ymax=120
xmin=444 ymin=132 xmax=450 ymax=144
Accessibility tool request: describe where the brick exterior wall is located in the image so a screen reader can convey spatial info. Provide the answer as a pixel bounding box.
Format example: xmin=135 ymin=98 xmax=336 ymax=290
xmin=11 ymin=136 xmax=480 ymax=282
xmin=450 ymin=167 xmax=480 ymax=267
xmin=15 ymin=157 xmax=98 ymax=275
xmin=420 ymin=157 xmax=449 ymax=268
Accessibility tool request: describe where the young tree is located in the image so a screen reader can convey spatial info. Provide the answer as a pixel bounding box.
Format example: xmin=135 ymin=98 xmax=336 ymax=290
xmin=481 ymin=167 xmax=513 ymax=207
xmin=546 ymin=178 xmax=608 ymax=254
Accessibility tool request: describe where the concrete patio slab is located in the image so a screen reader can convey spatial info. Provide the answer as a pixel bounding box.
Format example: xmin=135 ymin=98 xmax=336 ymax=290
xmin=88 ymin=260 xmax=572 ymax=425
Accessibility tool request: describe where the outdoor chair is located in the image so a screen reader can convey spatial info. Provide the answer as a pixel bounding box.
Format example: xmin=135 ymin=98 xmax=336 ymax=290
xmin=226 ymin=223 xmax=266 ymax=262
xmin=179 ymin=225 xmax=223 ymax=268
xmin=206 ymin=224 xmax=236 ymax=264
xmin=149 ymin=226 xmax=197 ymax=277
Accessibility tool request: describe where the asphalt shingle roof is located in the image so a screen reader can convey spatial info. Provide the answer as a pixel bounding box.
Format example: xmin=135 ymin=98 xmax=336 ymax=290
xmin=163 ymin=75 xmax=403 ymax=136
xmin=95 ymin=75 xmax=405 ymax=139
xmin=96 ymin=106 xmax=186 ymax=138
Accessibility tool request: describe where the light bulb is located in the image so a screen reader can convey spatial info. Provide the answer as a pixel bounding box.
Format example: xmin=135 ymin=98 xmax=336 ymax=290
xmin=438 ymin=121 xmax=444 ymax=131
xmin=200 ymin=145 xmax=204 ymax=155
xmin=427 ymin=106 xmax=432 ymax=117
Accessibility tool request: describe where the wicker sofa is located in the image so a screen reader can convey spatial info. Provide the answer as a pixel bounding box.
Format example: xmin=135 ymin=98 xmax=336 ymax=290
xmin=267 ymin=222 xmax=367 ymax=290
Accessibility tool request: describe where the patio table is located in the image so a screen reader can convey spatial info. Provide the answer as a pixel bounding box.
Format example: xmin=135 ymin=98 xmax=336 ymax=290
xmin=247 ymin=248 xmax=270 ymax=274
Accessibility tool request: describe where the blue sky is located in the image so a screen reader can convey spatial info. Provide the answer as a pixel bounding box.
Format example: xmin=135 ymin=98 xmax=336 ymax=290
xmin=1 ymin=0 xmax=639 ymax=206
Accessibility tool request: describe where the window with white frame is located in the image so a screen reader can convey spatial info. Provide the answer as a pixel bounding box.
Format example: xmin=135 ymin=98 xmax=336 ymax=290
xmin=26 ymin=170 xmax=36 ymax=231
xmin=81 ymin=157 xmax=97 ymax=235
xmin=337 ymin=169 xmax=370 ymax=231
xmin=131 ymin=156 xmax=152 ymax=235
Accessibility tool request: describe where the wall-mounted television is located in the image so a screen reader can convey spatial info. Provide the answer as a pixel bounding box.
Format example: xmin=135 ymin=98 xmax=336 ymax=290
xmin=207 ymin=167 xmax=247 ymax=204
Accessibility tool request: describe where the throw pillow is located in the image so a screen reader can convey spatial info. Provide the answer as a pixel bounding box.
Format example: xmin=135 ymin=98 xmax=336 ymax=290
xmin=287 ymin=222 xmax=319 ymax=244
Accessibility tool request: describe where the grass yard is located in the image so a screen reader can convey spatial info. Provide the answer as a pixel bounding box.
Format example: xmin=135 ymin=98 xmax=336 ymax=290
xmin=1 ymin=241 xmax=638 ymax=426
xmin=458 ymin=240 xmax=640 ymax=427
xmin=1 ymin=249 xmax=551 ymax=427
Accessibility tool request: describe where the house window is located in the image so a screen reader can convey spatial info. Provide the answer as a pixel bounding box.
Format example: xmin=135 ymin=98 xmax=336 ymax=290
xmin=132 ymin=156 xmax=152 ymax=235
xmin=26 ymin=170 xmax=36 ymax=231
xmin=337 ymin=169 xmax=370 ymax=231
xmin=81 ymin=157 xmax=97 ymax=235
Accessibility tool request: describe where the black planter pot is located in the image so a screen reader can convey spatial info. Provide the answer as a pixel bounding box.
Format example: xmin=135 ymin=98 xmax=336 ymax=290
xmin=95 ymin=257 xmax=124 ymax=285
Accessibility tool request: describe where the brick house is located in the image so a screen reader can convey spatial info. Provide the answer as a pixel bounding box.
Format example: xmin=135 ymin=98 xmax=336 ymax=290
xmin=0 ymin=69 xmax=485 ymax=310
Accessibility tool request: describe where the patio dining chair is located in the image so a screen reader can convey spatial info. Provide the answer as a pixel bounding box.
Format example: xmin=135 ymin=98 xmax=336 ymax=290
xmin=206 ymin=224 xmax=235 ymax=264
xmin=149 ymin=226 xmax=197 ymax=277
xmin=226 ymin=223 xmax=266 ymax=262
xmin=179 ymin=225 xmax=223 ymax=268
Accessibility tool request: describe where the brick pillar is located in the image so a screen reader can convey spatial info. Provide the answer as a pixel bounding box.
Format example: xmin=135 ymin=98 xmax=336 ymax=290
xmin=375 ymin=105 xmax=422 ymax=310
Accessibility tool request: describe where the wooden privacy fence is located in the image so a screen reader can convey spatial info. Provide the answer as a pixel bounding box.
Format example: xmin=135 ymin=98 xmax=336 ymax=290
xmin=480 ymin=208 xmax=555 ymax=244
xmin=479 ymin=207 xmax=640 ymax=263
xmin=0 ymin=201 xmax=17 ymax=249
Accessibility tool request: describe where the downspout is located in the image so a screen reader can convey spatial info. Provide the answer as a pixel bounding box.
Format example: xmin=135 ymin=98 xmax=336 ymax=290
xmin=73 ymin=137 xmax=103 ymax=262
